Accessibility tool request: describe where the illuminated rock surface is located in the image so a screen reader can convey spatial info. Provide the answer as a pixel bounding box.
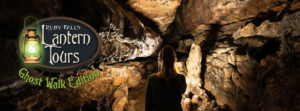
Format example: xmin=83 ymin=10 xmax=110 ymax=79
xmin=185 ymin=43 xmax=202 ymax=93
xmin=233 ymin=20 xmax=282 ymax=40
xmin=128 ymin=0 xmax=181 ymax=33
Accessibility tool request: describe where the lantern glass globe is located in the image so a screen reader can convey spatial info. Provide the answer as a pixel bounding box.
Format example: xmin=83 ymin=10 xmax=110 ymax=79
xmin=25 ymin=39 xmax=39 ymax=57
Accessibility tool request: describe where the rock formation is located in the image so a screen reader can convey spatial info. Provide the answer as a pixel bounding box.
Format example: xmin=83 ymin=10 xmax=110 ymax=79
xmin=185 ymin=43 xmax=202 ymax=92
xmin=128 ymin=0 xmax=181 ymax=33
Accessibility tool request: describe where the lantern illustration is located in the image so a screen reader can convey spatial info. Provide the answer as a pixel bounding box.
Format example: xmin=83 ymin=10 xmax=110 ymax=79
xmin=22 ymin=29 xmax=42 ymax=64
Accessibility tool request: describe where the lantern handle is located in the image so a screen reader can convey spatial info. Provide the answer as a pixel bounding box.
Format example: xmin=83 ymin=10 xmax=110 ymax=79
xmin=22 ymin=16 xmax=40 ymax=35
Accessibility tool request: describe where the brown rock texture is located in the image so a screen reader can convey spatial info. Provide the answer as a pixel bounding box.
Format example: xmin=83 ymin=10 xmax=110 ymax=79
xmin=103 ymin=63 xmax=143 ymax=88
xmin=99 ymin=23 xmax=162 ymax=64
xmin=166 ymin=0 xmax=300 ymax=35
xmin=203 ymin=35 xmax=300 ymax=110
xmin=146 ymin=62 xmax=158 ymax=72
xmin=233 ymin=20 xmax=282 ymax=40
xmin=239 ymin=23 xmax=257 ymax=38
xmin=177 ymin=39 xmax=194 ymax=53
xmin=113 ymin=84 xmax=128 ymax=111
xmin=124 ymin=78 xmax=147 ymax=111
xmin=186 ymin=43 xmax=202 ymax=93
xmin=128 ymin=0 xmax=181 ymax=33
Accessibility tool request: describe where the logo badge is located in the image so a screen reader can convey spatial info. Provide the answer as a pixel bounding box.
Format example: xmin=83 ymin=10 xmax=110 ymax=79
xmin=18 ymin=17 xmax=102 ymax=72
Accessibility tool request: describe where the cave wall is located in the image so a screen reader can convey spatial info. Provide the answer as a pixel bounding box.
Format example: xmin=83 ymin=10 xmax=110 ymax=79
xmin=166 ymin=0 xmax=300 ymax=35
xmin=174 ymin=0 xmax=300 ymax=111
xmin=164 ymin=0 xmax=300 ymax=111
